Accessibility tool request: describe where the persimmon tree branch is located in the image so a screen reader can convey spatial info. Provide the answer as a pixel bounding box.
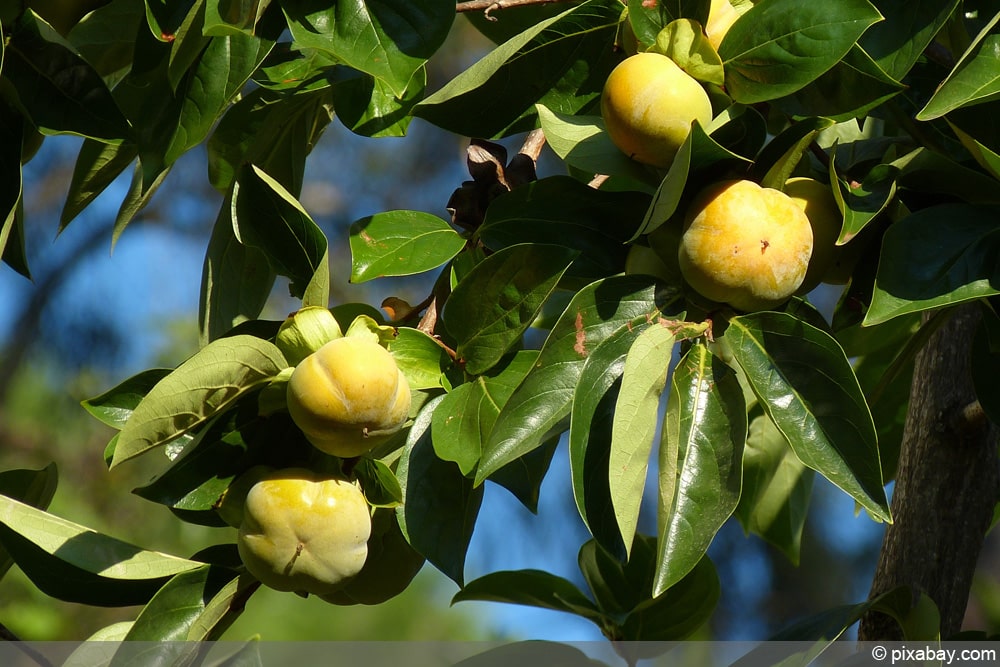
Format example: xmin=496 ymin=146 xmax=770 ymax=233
xmin=455 ymin=0 xmax=578 ymax=19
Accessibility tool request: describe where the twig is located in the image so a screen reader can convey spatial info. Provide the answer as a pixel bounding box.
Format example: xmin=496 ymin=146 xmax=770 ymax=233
xmin=456 ymin=0 xmax=577 ymax=21
xmin=518 ymin=128 xmax=547 ymax=162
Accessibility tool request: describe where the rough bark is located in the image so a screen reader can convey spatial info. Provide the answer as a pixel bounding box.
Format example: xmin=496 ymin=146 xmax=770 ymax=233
xmin=860 ymin=303 xmax=1000 ymax=640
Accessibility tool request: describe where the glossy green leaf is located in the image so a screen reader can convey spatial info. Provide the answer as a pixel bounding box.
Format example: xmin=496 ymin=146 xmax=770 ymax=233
xmin=638 ymin=121 xmax=748 ymax=238
xmin=208 ymin=85 xmax=334 ymax=194
xmin=163 ymin=25 xmax=276 ymax=166
xmin=69 ymin=0 xmax=145 ymax=80
xmin=866 ymin=203 xmax=1000 ymax=326
xmin=4 ymin=12 xmax=130 ymax=141
xmin=651 ymin=19 xmax=724 ymax=85
xmin=918 ymin=24 xmax=1000 ymax=120
xmin=397 ymin=396 xmax=483 ymax=586
xmin=349 ymin=210 xmax=465 ymax=283
xmin=477 ymin=275 xmax=682 ymax=485
xmin=452 ymin=570 xmax=604 ymax=623
xmin=609 ymin=324 xmax=676 ymax=554
xmin=489 ymin=436 xmax=559 ymax=514
xmin=413 ymin=0 xmax=620 ymax=138
xmin=753 ymin=116 xmax=836 ymax=190
xmin=570 ymin=325 xmax=650 ymax=559
xmin=0 ymin=104 xmax=25 ymax=278
xmin=283 ymin=0 xmax=453 ymax=97
xmin=621 ymin=554 xmax=719 ymax=641
xmin=577 ymin=537 xmax=649 ymax=617
xmin=0 ymin=495 xmax=203 ymax=606
xmin=830 ymin=161 xmax=897 ymax=243
xmin=432 ymin=351 xmax=538 ymax=476
xmin=60 ymin=139 xmax=138 ymax=230
xmin=626 ymin=0 xmax=710 ymax=49
xmin=719 ymin=0 xmax=883 ymax=104
xmin=735 ymin=413 xmax=814 ymax=565
xmin=477 ymin=176 xmax=652 ymax=285
xmin=113 ymin=335 xmax=287 ymax=468
xmin=535 ymin=105 xmax=657 ymax=188
xmin=81 ymin=369 xmax=172 ymax=430
xmin=111 ymin=161 xmax=171 ymax=247
xmin=858 ymin=0 xmax=960 ymax=82
xmin=0 ymin=464 xmax=58 ymax=581
xmin=655 ymin=343 xmax=745 ymax=594
xmin=726 ymin=312 xmax=889 ymax=522
xmin=332 ymin=66 xmax=425 ymax=138
xmin=444 ymin=244 xmax=577 ymax=375
xmin=204 ymin=0 xmax=268 ymax=36
xmin=891 ymin=148 xmax=1000 ymax=206
xmin=199 ymin=196 xmax=277 ymax=345
xmin=234 ymin=166 xmax=329 ymax=305
xmin=386 ymin=327 xmax=450 ymax=390
xmin=119 ymin=563 xmax=244 ymax=644
xmin=356 ymin=457 xmax=404 ymax=508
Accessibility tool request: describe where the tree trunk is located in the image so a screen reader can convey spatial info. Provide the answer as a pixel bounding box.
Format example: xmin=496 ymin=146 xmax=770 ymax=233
xmin=860 ymin=303 xmax=999 ymax=640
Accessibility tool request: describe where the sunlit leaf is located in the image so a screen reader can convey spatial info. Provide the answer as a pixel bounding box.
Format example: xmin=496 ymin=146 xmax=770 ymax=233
xmin=654 ymin=343 xmax=745 ymax=594
xmin=349 ymin=210 xmax=466 ymax=283
xmin=113 ymin=335 xmax=287 ymax=467
xmin=726 ymin=312 xmax=889 ymax=521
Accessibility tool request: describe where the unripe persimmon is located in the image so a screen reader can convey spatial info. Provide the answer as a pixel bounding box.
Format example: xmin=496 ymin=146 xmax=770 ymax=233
xmin=601 ymin=53 xmax=713 ymax=168
xmin=287 ymin=336 xmax=410 ymax=458
xmin=678 ymin=180 xmax=814 ymax=311
xmin=237 ymin=469 xmax=371 ymax=596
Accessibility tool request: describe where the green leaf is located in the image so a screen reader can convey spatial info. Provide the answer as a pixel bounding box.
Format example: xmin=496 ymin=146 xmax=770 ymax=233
xmin=918 ymin=21 xmax=1000 ymax=120
xmin=0 ymin=495 xmax=203 ymax=606
xmin=119 ymin=564 xmax=244 ymax=644
xmin=735 ymin=413 xmax=814 ymax=565
xmin=113 ymin=335 xmax=288 ymax=468
xmin=609 ymin=324 xmax=677 ymax=554
xmin=0 ymin=464 xmax=58 ymax=581
xmin=349 ymin=210 xmax=466 ymax=283
xmin=162 ymin=25 xmax=277 ymax=166
xmin=386 ymin=327 xmax=450 ymax=390
xmin=655 ymin=343 xmax=745 ymax=594
xmin=283 ymin=0 xmax=453 ymax=98
xmin=477 ymin=275 xmax=682 ymax=485
xmin=753 ymin=116 xmax=836 ymax=190
xmin=772 ymin=44 xmax=904 ymax=122
xmin=331 ymin=66 xmax=425 ymax=138
xmin=234 ymin=164 xmax=330 ymax=307
xmin=445 ymin=244 xmax=578 ymax=375
xmin=866 ymin=203 xmax=1000 ymax=326
xmin=432 ymin=351 xmax=538 ymax=476
xmin=60 ymin=139 xmax=138 ymax=230
xmin=352 ymin=458 xmax=402 ymax=509
xmin=830 ymin=161 xmax=897 ymax=243
xmin=626 ymin=0 xmax=710 ymax=48
xmin=891 ymin=147 xmax=1000 ymax=206
xmin=638 ymin=121 xmax=749 ymax=238
xmin=477 ymin=176 xmax=652 ymax=286
xmin=205 ymin=0 xmax=269 ymax=36
xmin=0 ymin=104 xmax=25 ymax=278
xmin=725 ymin=312 xmax=889 ymax=522
xmin=397 ymin=396 xmax=483 ymax=586
xmin=208 ymin=85 xmax=334 ymax=194
xmin=719 ymin=0 xmax=883 ymax=104
xmin=535 ymin=105 xmax=658 ymax=188
xmin=199 ymin=196 xmax=277 ymax=345
xmin=111 ymin=161 xmax=170 ymax=247
xmin=651 ymin=19 xmax=724 ymax=86
xmin=4 ymin=12 xmax=130 ymax=141
xmin=413 ymin=0 xmax=620 ymax=138
xmin=82 ymin=369 xmax=172 ymax=429
xmin=857 ymin=0 xmax=960 ymax=82
xmin=453 ymin=570 xmax=604 ymax=623
xmin=569 ymin=325 xmax=649 ymax=559
xmin=621 ymin=554 xmax=719 ymax=641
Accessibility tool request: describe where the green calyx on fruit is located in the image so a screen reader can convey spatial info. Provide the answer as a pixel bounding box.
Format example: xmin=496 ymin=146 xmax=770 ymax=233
xmin=237 ymin=468 xmax=372 ymax=596
xmin=287 ymin=336 xmax=411 ymax=458
xmin=678 ymin=179 xmax=814 ymax=312
xmin=600 ymin=52 xmax=713 ymax=168
xmin=320 ymin=508 xmax=425 ymax=606
xmin=784 ymin=177 xmax=844 ymax=294
xmin=276 ymin=306 xmax=343 ymax=367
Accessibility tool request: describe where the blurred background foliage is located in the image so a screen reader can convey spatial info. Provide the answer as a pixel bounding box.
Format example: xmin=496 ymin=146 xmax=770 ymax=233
xmin=2 ymin=12 xmax=1000 ymax=644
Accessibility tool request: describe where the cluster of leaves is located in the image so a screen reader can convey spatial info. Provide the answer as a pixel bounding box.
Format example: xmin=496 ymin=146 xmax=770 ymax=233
xmin=2 ymin=0 xmax=1000 ymax=650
